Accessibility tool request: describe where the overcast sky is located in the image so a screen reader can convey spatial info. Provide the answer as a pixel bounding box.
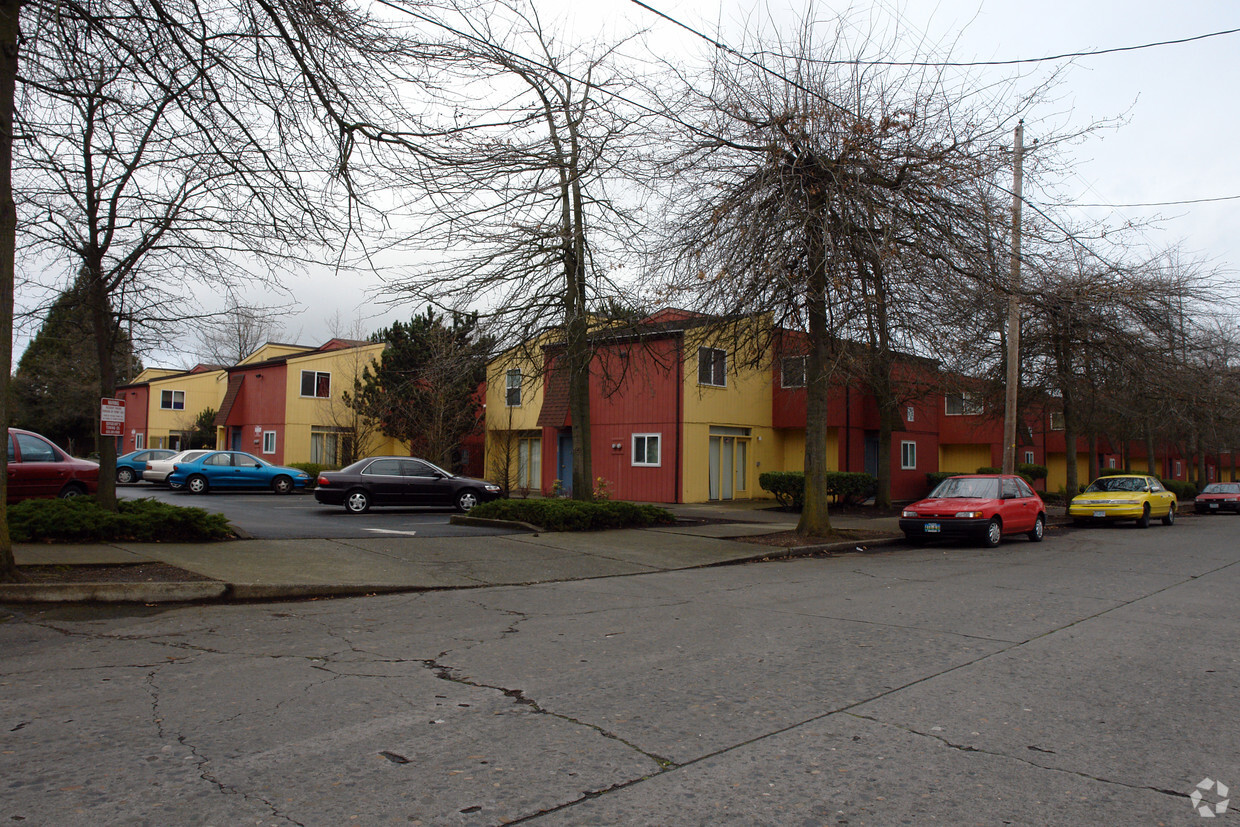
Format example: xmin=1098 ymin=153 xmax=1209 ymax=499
xmin=19 ymin=0 xmax=1239 ymax=368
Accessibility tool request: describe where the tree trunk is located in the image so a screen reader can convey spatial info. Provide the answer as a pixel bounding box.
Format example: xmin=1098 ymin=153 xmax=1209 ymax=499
xmin=86 ymin=264 xmax=119 ymax=510
xmin=1145 ymin=425 xmax=1157 ymax=476
xmin=0 ymin=0 xmax=19 ymax=581
xmin=798 ymin=215 xmax=833 ymax=535
xmin=1088 ymin=433 xmax=1098 ymax=482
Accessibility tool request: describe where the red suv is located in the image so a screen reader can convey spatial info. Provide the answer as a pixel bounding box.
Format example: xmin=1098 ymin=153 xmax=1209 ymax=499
xmin=6 ymin=428 xmax=99 ymax=503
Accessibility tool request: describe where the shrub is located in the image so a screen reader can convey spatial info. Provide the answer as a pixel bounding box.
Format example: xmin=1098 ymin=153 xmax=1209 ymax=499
xmin=1017 ymin=463 xmax=1048 ymax=481
xmin=976 ymin=466 xmax=1000 ymax=474
xmin=288 ymin=462 xmax=334 ymax=490
xmin=758 ymin=471 xmax=877 ymax=508
xmin=1095 ymin=468 xmax=1130 ymax=477
xmin=9 ymin=497 xmax=233 ymax=543
xmin=1160 ymin=479 xmax=1198 ymax=501
xmin=468 ymin=498 xmax=676 ymax=531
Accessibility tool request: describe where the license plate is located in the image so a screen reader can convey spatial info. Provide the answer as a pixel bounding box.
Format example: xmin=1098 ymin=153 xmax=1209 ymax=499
xmin=925 ymin=523 xmax=941 ymax=533
xmin=1093 ymin=511 xmax=1106 ymax=518
xmin=1210 ymin=503 xmax=1219 ymax=509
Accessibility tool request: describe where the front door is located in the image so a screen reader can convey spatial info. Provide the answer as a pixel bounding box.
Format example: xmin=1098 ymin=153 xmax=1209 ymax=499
xmin=708 ymin=435 xmax=737 ymax=501
xmin=230 ymin=427 xmax=242 ymax=450
xmin=557 ymin=432 xmax=573 ymax=496
xmin=864 ymin=433 xmax=879 ymax=477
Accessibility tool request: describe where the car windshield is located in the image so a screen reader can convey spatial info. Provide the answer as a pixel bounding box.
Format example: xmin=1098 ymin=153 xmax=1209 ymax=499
xmin=1202 ymin=483 xmax=1240 ymax=494
xmin=1085 ymin=477 xmax=1147 ymax=493
xmin=929 ymin=477 xmax=999 ymax=499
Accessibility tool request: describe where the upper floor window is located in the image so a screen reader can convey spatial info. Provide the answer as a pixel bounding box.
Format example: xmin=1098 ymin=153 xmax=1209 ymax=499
xmin=944 ymin=393 xmax=982 ymax=416
xmin=906 ymin=406 xmax=915 ymax=423
xmin=301 ymin=370 xmax=330 ymax=398
xmin=1049 ymin=412 xmax=1065 ymax=431
xmin=160 ymin=389 xmax=185 ymax=410
xmin=506 ymin=369 xmax=522 ymax=407
xmin=698 ymin=347 xmax=726 ymax=387
xmin=780 ymin=356 xmax=806 ymax=388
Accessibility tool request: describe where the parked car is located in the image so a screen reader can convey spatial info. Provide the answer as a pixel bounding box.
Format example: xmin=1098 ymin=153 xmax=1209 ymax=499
xmin=314 ymin=456 xmax=501 ymax=513
xmin=1068 ymin=474 xmax=1176 ymax=527
xmin=899 ymin=474 xmax=1046 ymax=547
xmin=1194 ymin=482 xmax=1240 ymax=514
xmin=143 ymin=449 xmax=212 ymax=486
xmin=6 ymin=427 xmax=99 ymax=503
xmin=115 ymin=448 xmax=177 ymax=484
xmin=167 ymin=450 xmax=310 ymax=494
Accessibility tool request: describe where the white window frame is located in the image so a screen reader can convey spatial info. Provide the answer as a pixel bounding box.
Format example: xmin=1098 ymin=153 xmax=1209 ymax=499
xmin=517 ymin=436 xmax=541 ymax=488
xmin=1108 ymin=457 xmax=1116 ymax=469
xmin=505 ymin=369 xmax=522 ymax=407
xmin=1174 ymin=460 xmax=1182 ymax=477
xmin=300 ymin=370 xmax=331 ymax=399
xmin=1024 ymin=450 xmax=1035 ymax=465
xmin=1049 ymin=412 xmax=1065 ymax=431
xmin=135 ymin=433 xmax=145 ymax=449
xmin=780 ymin=355 xmax=806 ymax=388
xmin=160 ymin=389 xmax=185 ymax=410
xmin=901 ymin=440 xmax=917 ymax=470
xmin=944 ymin=393 xmax=982 ymax=416
xmin=632 ymin=433 xmax=662 ymax=467
xmin=906 ymin=406 xmax=915 ymax=423
xmin=698 ymin=347 xmax=727 ymax=388
xmin=262 ymin=431 xmax=277 ymax=455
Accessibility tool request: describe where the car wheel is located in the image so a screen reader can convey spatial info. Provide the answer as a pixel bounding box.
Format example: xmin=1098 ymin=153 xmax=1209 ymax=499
xmin=116 ymin=467 xmax=136 ymax=484
xmin=344 ymin=489 xmax=371 ymax=514
xmin=982 ymin=517 xmax=1002 ymax=548
xmin=1135 ymin=503 xmax=1151 ymax=528
xmin=58 ymin=483 xmax=87 ymax=499
xmin=271 ymin=475 xmax=294 ymax=495
xmin=1027 ymin=514 xmax=1045 ymax=542
xmin=456 ymin=489 xmax=481 ymax=512
xmin=1162 ymin=505 xmax=1176 ymax=526
xmin=187 ymin=474 xmax=209 ymax=495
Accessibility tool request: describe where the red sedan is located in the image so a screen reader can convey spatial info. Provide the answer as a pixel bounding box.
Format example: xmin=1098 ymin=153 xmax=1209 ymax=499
xmin=6 ymin=427 xmax=99 ymax=503
xmin=900 ymin=474 xmax=1046 ymax=547
xmin=1194 ymin=482 xmax=1240 ymax=514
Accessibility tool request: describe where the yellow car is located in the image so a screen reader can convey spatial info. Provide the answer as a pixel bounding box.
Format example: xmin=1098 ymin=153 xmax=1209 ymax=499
xmin=1068 ymin=474 xmax=1177 ymax=528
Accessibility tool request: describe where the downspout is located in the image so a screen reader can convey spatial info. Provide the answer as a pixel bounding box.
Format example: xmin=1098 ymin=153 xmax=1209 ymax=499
xmin=844 ymin=385 xmax=851 ymax=470
xmin=676 ymin=335 xmax=683 ymax=503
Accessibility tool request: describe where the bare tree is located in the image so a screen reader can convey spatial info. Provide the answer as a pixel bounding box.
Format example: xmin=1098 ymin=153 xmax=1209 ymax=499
xmin=653 ymin=13 xmax=1035 ymax=533
xmin=196 ymin=296 xmax=291 ymax=365
xmin=382 ymin=1 xmax=654 ymax=500
xmin=0 ymin=0 xmax=447 ymax=578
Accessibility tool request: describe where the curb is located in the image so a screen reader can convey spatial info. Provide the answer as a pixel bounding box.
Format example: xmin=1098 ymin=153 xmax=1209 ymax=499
xmin=0 ymin=582 xmax=228 ymax=604
xmin=448 ymin=515 xmax=543 ymax=532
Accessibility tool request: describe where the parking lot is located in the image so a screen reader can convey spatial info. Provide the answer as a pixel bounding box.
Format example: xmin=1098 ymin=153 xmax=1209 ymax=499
xmin=116 ymin=482 xmax=517 ymax=539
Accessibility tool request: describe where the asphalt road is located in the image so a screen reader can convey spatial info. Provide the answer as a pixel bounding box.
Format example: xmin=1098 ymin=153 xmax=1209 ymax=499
xmin=3 ymin=513 xmax=1237 ymax=824
xmin=116 ymin=482 xmax=515 ymax=539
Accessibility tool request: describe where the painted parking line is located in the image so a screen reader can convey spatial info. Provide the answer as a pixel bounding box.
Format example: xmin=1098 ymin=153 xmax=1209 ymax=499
xmin=363 ymin=528 xmax=419 ymax=536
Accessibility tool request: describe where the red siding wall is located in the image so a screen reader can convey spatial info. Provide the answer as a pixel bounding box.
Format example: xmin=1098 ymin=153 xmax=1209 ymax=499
xmin=223 ymin=365 xmax=288 ymax=462
xmin=116 ymin=385 xmax=150 ymax=452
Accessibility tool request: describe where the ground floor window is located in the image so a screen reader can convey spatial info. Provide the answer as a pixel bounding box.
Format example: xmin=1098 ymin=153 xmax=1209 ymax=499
xmin=1024 ymin=450 xmax=1035 ymax=465
xmin=517 ymin=437 xmax=541 ymax=489
xmin=708 ymin=426 xmax=750 ymax=501
xmin=632 ymin=433 xmax=661 ymax=467
xmin=135 ymin=433 xmax=145 ymax=449
xmin=262 ymin=431 xmax=277 ymax=455
xmin=310 ymin=426 xmax=351 ymax=467
xmin=901 ymin=441 xmax=917 ymax=470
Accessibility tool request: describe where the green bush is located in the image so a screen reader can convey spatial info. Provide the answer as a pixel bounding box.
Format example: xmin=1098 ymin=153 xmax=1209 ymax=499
xmin=9 ymin=497 xmax=233 ymax=543
xmin=925 ymin=471 xmax=972 ymax=492
xmin=976 ymin=466 xmax=1000 ymax=474
xmin=1017 ymin=463 xmax=1048 ymax=481
xmin=1095 ymin=468 xmax=1130 ymax=477
xmin=758 ymin=471 xmax=877 ymax=508
xmin=1160 ymin=479 xmax=1198 ymax=501
xmin=287 ymin=462 xmax=334 ymax=490
xmin=468 ymin=498 xmax=676 ymax=531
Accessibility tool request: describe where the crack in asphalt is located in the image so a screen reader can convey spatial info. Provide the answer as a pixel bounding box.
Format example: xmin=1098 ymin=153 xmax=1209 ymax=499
xmin=144 ymin=667 xmax=305 ymax=826
xmin=844 ymin=711 xmax=1191 ymax=802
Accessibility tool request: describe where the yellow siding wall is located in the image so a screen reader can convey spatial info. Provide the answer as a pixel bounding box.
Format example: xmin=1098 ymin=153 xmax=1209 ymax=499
xmin=1046 ymin=453 xmax=1090 ymax=494
xmin=484 ymin=347 xmax=549 ymax=480
xmin=282 ymin=344 xmax=389 ymax=464
xmin=775 ymin=427 xmax=837 ymax=473
xmin=145 ymin=370 xmax=227 ymax=447
xmin=938 ymin=443 xmax=994 ymax=474
xmin=239 ymin=343 xmax=312 ymax=366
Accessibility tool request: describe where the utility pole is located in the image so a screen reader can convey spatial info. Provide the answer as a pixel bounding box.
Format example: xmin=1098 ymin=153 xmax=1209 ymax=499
xmin=1001 ymin=121 xmax=1024 ymax=475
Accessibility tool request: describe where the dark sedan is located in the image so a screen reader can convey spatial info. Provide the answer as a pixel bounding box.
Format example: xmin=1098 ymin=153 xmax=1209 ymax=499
xmin=314 ymin=456 xmax=502 ymax=513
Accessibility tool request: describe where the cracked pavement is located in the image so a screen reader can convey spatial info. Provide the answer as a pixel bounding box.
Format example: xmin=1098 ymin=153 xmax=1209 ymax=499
xmin=2 ymin=517 xmax=1238 ymax=825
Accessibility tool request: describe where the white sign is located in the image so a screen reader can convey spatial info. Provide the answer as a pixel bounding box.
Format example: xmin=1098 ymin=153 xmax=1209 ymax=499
xmin=100 ymin=398 xmax=125 ymax=436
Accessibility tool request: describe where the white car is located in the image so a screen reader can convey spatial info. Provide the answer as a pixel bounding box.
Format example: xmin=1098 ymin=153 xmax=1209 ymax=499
xmin=142 ymin=449 xmax=212 ymax=486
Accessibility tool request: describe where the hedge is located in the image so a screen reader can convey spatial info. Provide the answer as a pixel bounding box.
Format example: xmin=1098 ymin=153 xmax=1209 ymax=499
xmin=468 ymin=498 xmax=676 ymax=531
xmin=9 ymin=497 xmax=233 ymax=543
xmin=925 ymin=471 xmax=973 ymax=492
xmin=758 ymin=471 xmax=876 ymax=509
xmin=1017 ymin=463 xmax=1048 ymax=481
xmin=287 ymin=462 xmax=335 ymax=490
xmin=1160 ymin=479 xmax=1199 ymax=501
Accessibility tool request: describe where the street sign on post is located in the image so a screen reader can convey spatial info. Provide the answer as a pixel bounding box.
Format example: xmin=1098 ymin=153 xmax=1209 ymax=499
xmin=100 ymin=398 xmax=125 ymax=436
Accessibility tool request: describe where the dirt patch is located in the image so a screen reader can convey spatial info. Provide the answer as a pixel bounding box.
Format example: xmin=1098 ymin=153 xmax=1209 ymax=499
xmin=17 ymin=564 xmax=216 ymax=584
xmin=738 ymin=527 xmax=899 ymax=547
xmin=760 ymin=504 xmax=907 ymax=519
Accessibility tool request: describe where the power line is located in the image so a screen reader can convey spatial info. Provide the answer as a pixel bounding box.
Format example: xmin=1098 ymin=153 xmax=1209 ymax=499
xmin=1059 ymin=194 xmax=1240 ymax=209
xmin=629 ymin=0 xmax=1240 ymax=69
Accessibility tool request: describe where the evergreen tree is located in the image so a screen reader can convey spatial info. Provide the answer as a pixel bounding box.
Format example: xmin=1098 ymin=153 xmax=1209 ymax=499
xmin=12 ymin=284 xmax=140 ymax=452
xmin=351 ymin=310 xmax=492 ymax=471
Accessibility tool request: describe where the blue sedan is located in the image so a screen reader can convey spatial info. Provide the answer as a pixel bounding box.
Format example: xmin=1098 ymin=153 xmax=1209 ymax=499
xmin=115 ymin=449 xmax=177 ymax=484
xmin=166 ymin=450 xmax=310 ymax=494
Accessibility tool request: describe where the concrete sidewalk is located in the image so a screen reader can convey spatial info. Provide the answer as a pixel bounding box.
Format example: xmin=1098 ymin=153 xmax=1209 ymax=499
xmin=1 ymin=501 xmax=912 ymax=604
